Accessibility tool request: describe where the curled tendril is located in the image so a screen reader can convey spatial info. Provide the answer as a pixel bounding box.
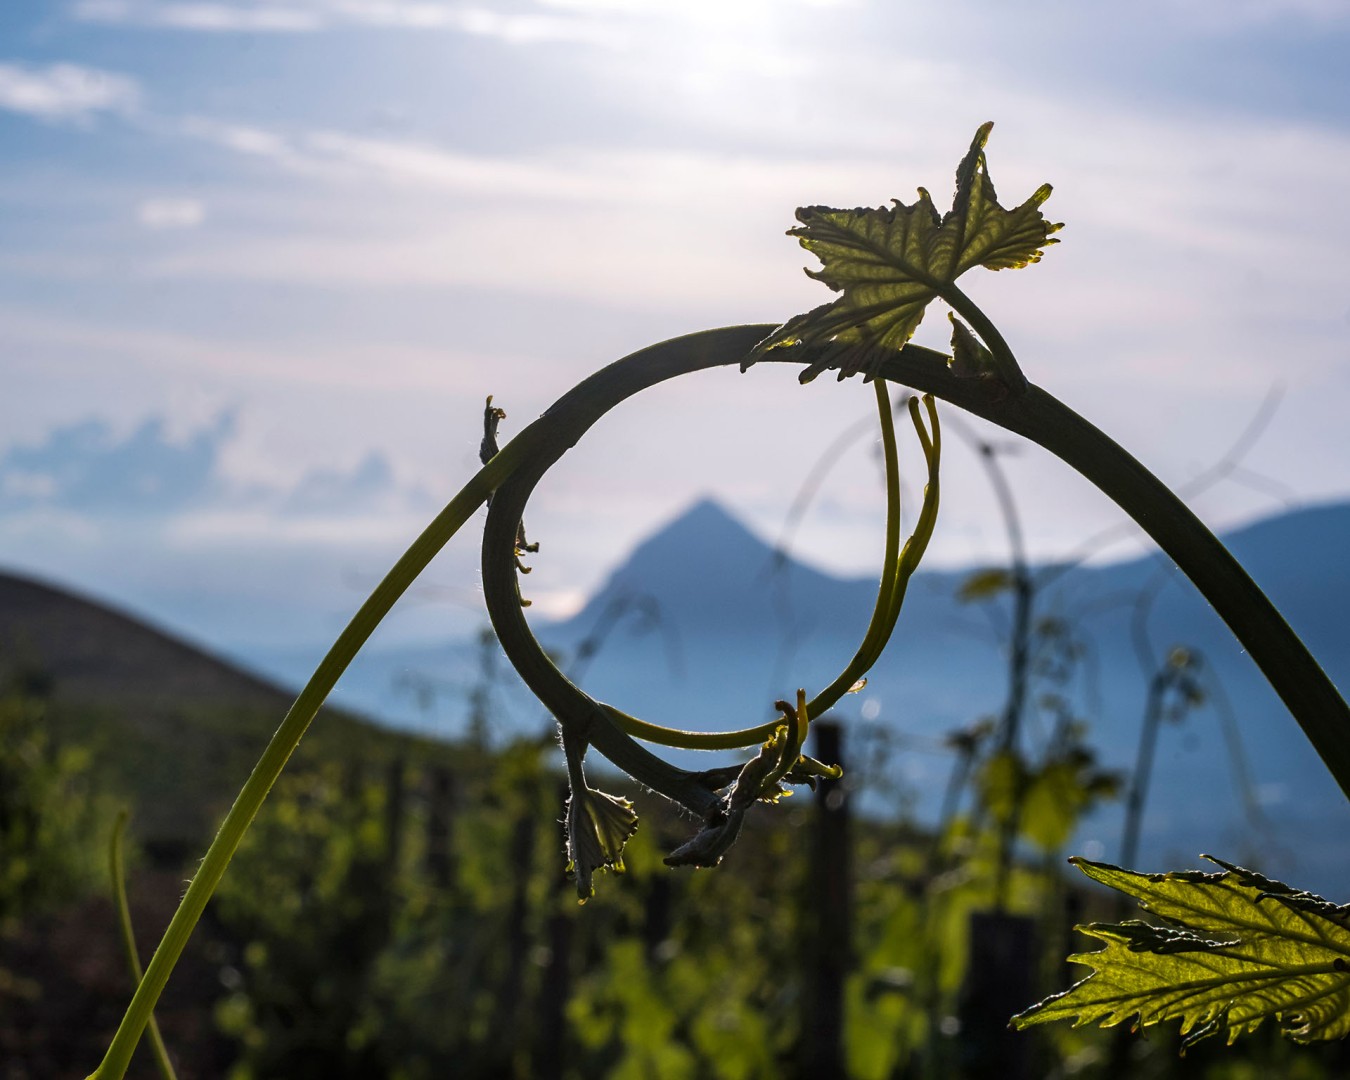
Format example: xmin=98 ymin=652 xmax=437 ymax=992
xmin=480 ymin=352 xmax=941 ymax=885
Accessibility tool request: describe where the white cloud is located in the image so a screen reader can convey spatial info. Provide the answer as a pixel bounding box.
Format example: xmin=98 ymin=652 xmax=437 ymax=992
xmin=0 ymin=407 xmax=430 ymax=524
xmin=137 ymin=197 xmax=207 ymax=229
xmin=72 ymin=0 xmax=322 ymax=31
xmin=536 ymin=0 xmax=849 ymax=17
xmin=19 ymin=86 xmax=1350 ymax=357
xmin=0 ymin=62 xmax=140 ymax=122
xmin=180 ymin=116 xmax=897 ymax=205
xmin=0 ymin=304 xmax=531 ymax=393
xmin=293 ymin=130 xmax=618 ymax=196
xmin=340 ymin=2 xmax=624 ymax=43
xmin=71 ymin=0 xmax=625 ymax=43
xmin=183 ymin=120 xmax=295 ymax=160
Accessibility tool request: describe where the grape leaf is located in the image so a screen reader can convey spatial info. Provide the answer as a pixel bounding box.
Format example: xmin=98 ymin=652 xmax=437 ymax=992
xmin=1011 ymin=857 xmax=1350 ymax=1047
xmin=746 ymin=122 xmax=1062 ymax=382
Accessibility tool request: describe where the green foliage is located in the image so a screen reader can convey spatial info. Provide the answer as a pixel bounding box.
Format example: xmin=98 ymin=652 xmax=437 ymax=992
xmin=1013 ymin=857 xmax=1350 ymax=1047
xmin=0 ymin=671 xmax=104 ymax=919
xmin=746 ymin=122 xmax=1061 ymax=381
xmin=211 ymin=762 xmax=403 ymax=1079
xmin=1018 ymin=749 xmax=1118 ymax=853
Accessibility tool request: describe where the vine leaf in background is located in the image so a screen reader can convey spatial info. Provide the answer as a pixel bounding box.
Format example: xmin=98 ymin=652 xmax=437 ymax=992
xmin=1011 ymin=857 xmax=1350 ymax=1047
xmin=745 ymin=121 xmax=1063 ymax=383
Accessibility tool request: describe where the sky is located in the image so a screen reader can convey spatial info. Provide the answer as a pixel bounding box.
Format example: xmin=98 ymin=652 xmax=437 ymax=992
xmin=2 ymin=0 xmax=1350 ymax=657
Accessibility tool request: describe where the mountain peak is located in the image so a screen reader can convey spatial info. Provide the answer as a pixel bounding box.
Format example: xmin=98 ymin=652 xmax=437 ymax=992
xmin=554 ymin=496 xmax=843 ymax=636
xmin=613 ymin=496 xmax=772 ymax=586
xmin=647 ymin=495 xmax=760 ymax=547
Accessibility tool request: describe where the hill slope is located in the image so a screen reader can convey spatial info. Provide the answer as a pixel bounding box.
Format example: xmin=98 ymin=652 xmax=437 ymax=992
xmin=0 ymin=569 xmax=452 ymax=851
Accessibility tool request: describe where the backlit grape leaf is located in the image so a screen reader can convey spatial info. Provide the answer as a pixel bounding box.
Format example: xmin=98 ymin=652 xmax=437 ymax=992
xmin=1011 ymin=857 xmax=1350 ymax=1047
xmin=745 ymin=122 xmax=1062 ymax=383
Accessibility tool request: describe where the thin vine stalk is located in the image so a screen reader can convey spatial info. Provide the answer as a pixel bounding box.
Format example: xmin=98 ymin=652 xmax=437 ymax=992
xmin=108 ymin=812 xmax=177 ymax=1080
xmin=87 ymin=439 xmax=535 ymax=1080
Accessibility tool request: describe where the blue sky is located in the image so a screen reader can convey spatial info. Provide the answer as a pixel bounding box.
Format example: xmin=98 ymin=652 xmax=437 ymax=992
xmin=2 ymin=0 xmax=1349 ymax=654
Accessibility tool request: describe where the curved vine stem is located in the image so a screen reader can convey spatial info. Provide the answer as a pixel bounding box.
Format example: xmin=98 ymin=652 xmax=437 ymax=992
xmin=87 ymin=434 xmax=539 ymax=1080
xmin=89 ymin=322 xmax=1350 ymax=1078
xmin=479 ymin=327 xmax=1350 ymax=808
xmin=479 ymin=344 xmax=941 ymax=811
xmin=600 ymin=703 xmax=783 ymax=751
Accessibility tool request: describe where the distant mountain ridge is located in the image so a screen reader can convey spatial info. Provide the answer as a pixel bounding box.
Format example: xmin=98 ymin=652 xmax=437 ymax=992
xmin=560 ymin=496 xmax=1350 ymax=646
xmin=5 ymin=497 xmax=1350 ymax=893
xmin=530 ymin=495 xmax=1350 ymax=895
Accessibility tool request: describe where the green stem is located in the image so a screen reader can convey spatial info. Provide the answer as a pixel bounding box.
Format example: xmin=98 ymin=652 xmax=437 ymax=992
xmin=819 ymin=394 xmax=940 ymax=714
xmin=987 ymin=386 xmax=1350 ymax=798
xmin=87 ymin=436 xmax=534 ymax=1080
xmin=602 ymin=703 xmax=782 ymax=750
xmin=808 ymin=379 xmax=906 ymax=713
xmin=108 ymin=812 xmax=177 ymax=1080
xmin=852 ymin=342 xmax=1350 ymax=801
xmin=605 ymin=380 xmax=937 ymax=744
xmin=884 ymin=397 xmax=941 ymax=636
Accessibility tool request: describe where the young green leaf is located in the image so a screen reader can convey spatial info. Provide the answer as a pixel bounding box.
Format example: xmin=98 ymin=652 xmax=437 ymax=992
xmin=746 ymin=122 xmax=1062 ymax=382
xmin=948 ymin=314 xmax=997 ymax=379
xmin=1011 ymin=857 xmax=1350 ymax=1047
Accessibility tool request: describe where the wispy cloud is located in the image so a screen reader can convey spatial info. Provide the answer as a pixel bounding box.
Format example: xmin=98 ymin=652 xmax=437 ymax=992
xmin=181 ymin=119 xmax=633 ymax=198
xmin=281 ymin=450 xmax=398 ymax=515
xmin=178 ymin=115 xmax=903 ymax=205
xmin=71 ymin=1 xmax=322 ymax=31
xmin=0 ymin=413 xmax=233 ymax=514
xmin=137 ymin=196 xmax=206 ymax=229
xmin=71 ymin=0 xmax=626 ymax=44
xmin=0 ymin=62 xmax=140 ymax=122
xmin=0 ymin=410 xmax=424 ymax=521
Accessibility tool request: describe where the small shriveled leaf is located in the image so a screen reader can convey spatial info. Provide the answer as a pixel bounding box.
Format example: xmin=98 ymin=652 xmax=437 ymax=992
xmin=746 ymin=122 xmax=1062 ymax=382
xmin=664 ymin=731 xmax=787 ymax=869
xmin=565 ymin=786 xmax=638 ymax=900
xmin=949 ymin=315 xmax=997 ymax=379
xmin=1012 ymin=857 xmax=1350 ymax=1047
